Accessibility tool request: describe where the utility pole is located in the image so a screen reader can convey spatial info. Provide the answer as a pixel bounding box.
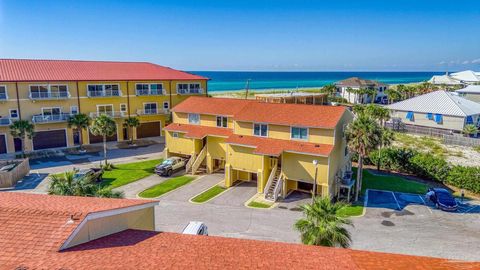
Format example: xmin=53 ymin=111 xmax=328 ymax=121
xmin=244 ymin=79 xmax=251 ymax=99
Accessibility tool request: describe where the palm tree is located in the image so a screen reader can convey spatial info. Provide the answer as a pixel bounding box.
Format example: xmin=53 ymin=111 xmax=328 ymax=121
xmin=321 ymin=84 xmax=337 ymax=98
xmin=67 ymin=113 xmax=91 ymax=150
xmin=385 ymin=88 xmax=401 ymax=104
xmin=9 ymin=120 xmax=35 ymax=158
xmin=294 ymin=196 xmax=353 ymax=248
xmin=376 ymin=128 xmax=394 ymax=171
xmin=90 ymin=114 xmax=117 ymax=165
xmin=366 ymin=88 xmax=377 ymax=104
xmin=345 ymin=87 xmax=355 ymax=103
xmin=123 ymin=117 xmax=140 ymax=144
xmin=345 ymin=115 xmax=382 ymax=201
xmin=463 ymin=124 xmax=478 ymax=137
xmin=48 ymin=170 xmax=123 ymax=198
xmin=365 ymin=105 xmax=390 ymax=127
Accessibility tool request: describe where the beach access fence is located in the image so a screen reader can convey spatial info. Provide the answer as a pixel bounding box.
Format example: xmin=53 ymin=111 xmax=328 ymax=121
xmin=385 ymin=122 xmax=480 ymax=147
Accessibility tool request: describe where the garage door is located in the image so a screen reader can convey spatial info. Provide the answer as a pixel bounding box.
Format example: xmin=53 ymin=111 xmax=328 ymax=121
xmin=0 ymin=135 xmax=7 ymax=154
xmin=137 ymin=121 xmax=161 ymax=139
xmin=33 ymin=130 xmax=67 ymax=150
xmin=89 ymin=132 xmax=118 ymax=144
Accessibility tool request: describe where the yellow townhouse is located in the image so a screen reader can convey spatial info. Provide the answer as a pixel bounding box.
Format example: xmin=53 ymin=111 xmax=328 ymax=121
xmin=0 ymin=59 xmax=208 ymax=155
xmin=164 ymin=97 xmax=354 ymax=200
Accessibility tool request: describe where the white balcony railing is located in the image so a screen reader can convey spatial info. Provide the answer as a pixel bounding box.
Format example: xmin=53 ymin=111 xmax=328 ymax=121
xmin=136 ymin=89 xmax=165 ymax=96
xmin=136 ymin=108 xmax=169 ymax=115
xmin=32 ymin=113 xmax=71 ymax=124
xmin=87 ymin=89 xmax=122 ymax=97
xmin=0 ymin=118 xmax=12 ymax=126
xmin=89 ymin=111 xmax=126 ymax=118
xmin=29 ymin=91 xmax=70 ymax=100
xmin=177 ymin=88 xmax=204 ymax=95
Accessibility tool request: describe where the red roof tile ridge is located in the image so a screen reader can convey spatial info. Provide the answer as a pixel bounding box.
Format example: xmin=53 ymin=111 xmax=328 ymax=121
xmin=0 ymin=58 xmax=153 ymax=64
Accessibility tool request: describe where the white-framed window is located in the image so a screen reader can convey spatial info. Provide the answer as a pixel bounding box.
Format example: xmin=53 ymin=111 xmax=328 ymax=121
xmin=188 ymin=113 xmax=200 ymax=125
xmin=144 ymin=103 xmax=158 ymax=114
xmin=216 ymin=116 xmax=228 ymax=128
xmin=0 ymin=85 xmax=7 ymax=100
xmin=70 ymin=106 xmax=79 ymax=115
xmin=42 ymin=107 xmax=62 ymax=116
xmin=30 ymin=84 xmax=68 ymax=99
xmin=120 ymin=103 xmax=127 ymax=113
xmin=97 ymin=104 xmax=114 ymax=116
xmin=163 ymin=101 xmax=170 ymax=110
xmin=136 ymin=83 xmax=164 ymax=95
xmin=253 ymin=123 xmax=268 ymax=137
xmin=177 ymin=83 xmax=202 ymax=94
xmin=291 ymin=127 xmax=308 ymax=140
xmin=87 ymin=84 xmax=120 ymax=97
xmin=172 ymin=132 xmax=179 ymax=138
xmin=9 ymin=109 xmax=18 ymax=118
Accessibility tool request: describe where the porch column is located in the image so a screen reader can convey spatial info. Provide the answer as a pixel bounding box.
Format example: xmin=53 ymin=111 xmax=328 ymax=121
xmin=206 ymin=153 xmax=213 ymax=174
xmin=257 ymin=169 xmax=264 ymax=193
xmin=224 ymin=164 xmax=233 ymax=187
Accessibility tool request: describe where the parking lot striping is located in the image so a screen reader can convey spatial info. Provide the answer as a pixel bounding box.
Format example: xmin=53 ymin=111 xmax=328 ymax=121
xmin=461 ymin=205 xmax=479 ymax=214
xmin=390 ymin=191 xmax=401 ymax=210
xmin=418 ymin=195 xmax=433 ymax=214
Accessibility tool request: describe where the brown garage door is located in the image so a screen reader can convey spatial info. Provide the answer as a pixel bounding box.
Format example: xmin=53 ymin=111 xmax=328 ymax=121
xmin=89 ymin=132 xmax=118 ymax=144
xmin=0 ymin=135 xmax=7 ymax=154
xmin=33 ymin=130 xmax=67 ymax=150
xmin=137 ymin=121 xmax=161 ymax=139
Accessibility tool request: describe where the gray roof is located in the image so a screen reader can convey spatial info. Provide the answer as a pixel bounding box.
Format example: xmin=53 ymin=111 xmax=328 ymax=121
xmin=386 ymin=90 xmax=480 ymax=117
xmin=335 ymin=77 xmax=388 ymax=88
xmin=456 ymin=85 xmax=480 ymax=94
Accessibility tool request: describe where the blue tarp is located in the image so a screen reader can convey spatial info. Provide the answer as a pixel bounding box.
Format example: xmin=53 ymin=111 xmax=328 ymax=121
xmin=406 ymin=111 xmax=414 ymax=121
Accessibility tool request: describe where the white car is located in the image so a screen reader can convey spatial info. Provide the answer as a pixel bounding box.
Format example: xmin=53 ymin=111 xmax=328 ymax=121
xmin=182 ymin=221 xmax=208 ymax=236
xmin=154 ymin=157 xmax=186 ymax=176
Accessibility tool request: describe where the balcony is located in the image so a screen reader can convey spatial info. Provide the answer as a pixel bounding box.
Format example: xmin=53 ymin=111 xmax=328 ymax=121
xmin=89 ymin=111 xmax=126 ymax=118
xmin=177 ymin=88 xmax=204 ymax=95
xmin=87 ymin=89 xmax=122 ymax=98
xmin=0 ymin=118 xmax=12 ymax=126
xmin=32 ymin=113 xmax=71 ymax=124
xmin=29 ymin=91 xmax=70 ymax=100
xmin=0 ymin=93 xmax=7 ymax=101
xmin=136 ymin=108 xmax=169 ymax=116
xmin=136 ymin=89 xmax=165 ymax=96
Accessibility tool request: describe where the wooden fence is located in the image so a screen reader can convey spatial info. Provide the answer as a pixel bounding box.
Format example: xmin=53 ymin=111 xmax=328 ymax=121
xmin=0 ymin=159 xmax=30 ymax=188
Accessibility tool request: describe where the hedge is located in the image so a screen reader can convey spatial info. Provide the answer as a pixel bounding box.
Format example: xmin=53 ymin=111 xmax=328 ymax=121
xmin=446 ymin=166 xmax=480 ymax=194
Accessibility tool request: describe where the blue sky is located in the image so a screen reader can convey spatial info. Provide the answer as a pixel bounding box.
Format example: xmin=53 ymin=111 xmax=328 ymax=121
xmin=0 ymin=0 xmax=479 ymax=71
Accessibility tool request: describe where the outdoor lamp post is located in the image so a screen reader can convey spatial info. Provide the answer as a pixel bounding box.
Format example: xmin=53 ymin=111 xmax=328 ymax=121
xmin=312 ymin=159 xmax=319 ymax=203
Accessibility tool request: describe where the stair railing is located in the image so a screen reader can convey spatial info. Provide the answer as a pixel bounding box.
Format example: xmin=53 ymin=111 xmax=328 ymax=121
xmin=185 ymin=153 xmax=196 ymax=173
xmin=191 ymin=146 xmax=207 ymax=175
xmin=264 ymin=164 xmax=278 ymax=197
xmin=273 ymin=175 xmax=284 ymax=201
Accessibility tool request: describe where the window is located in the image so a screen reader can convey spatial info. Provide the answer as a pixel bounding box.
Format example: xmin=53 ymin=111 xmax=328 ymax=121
xmin=0 ymin=86 xmax=7 ymax=100
xmin=144 ymin=103 xmax=157 ymax=114
xmin=177 ymin=84 xmax=189 ymax=94
xmin=42 ymin=107 xmax=61 ymax=116
xmin=172 ymin=132 xmax=179 ymax=138
xmin=189 ymin=83 xmax=201 ymax=93
xmin=188 ymin=113 xmax=200 ymax=124
xmin=216 ymin=116 xmax=228 ymax=128
xmin=253 ymin=123 xmax=268 ymax=137
xmin=434 ymin=114 xmax=443 ymax=124
xmin=88 ymin=84 xmax=120 ymax=96
xmin=136 ymin=84 xmax=163 ymax=95
xmin=291 ymin=127 xmax=308 ymax=140
xmin=120 ymin=104 xmax=127 ymax=113
xmin=426 ymin=113 xmax=433 ymax=120
xmin=30 ymin=85 xmax=49 ymax=98
xmin=97 ymin=105 xmax=114 ymax=116
xmin=177 ymin=83 xmax=201 ymax=94
xmin=150 ymin=84 xmax=163 ymax=94
xmin=70 ymin=106 xmax=78 ymax=115
xmin=466 ymin=116 xmax=474 ymax=125
xmin=406 ymin=111 xmax=414 ymax=121
xmin=163 ymin=101 xmax=170 ymax=110
xmin=9 ymin=109 xmax=18 ymax=118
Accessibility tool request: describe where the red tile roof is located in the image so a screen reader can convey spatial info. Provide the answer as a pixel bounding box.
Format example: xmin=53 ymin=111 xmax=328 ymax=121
xmin=0 ymin=192 xmax=156 ymax=266
xmin=226 ymin=134 xmax=334 ymax=156
xmin=171 ymin=96 xmax=253 ymax=116
xmin=164 ymin=123 xmax=233 ymax=139
xmin=234 ymin=101 xmax=347 ymax=129
xmin=0 ymin=59 xmax=208 ymax=82
xmin=3 ymin=229 xmax=478 ymax=270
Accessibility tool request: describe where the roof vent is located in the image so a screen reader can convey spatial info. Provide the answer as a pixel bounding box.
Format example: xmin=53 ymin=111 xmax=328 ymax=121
xmin=315 ymin=144 xmax=320 ymax=147
xmin=239 ymin=135 xmax=243 ymax=138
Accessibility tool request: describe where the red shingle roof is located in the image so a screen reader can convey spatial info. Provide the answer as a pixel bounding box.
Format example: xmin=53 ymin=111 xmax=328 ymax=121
xmin=164 ymin=123 xmax=233 ymax=139
xmin=4 ymin=229 xmax=478 ymax=270
xmin=0 ymin=192 xmax=155 ymax=266
xmin=226 ymin=134 xmax=334 ymax=156
xmin=171 ymin=96 xmax=253 ymax=116
xmin=0 ymin=59 xmax=208 ymax=81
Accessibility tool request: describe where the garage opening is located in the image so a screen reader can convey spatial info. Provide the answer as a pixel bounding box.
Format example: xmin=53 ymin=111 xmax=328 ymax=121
xmin=297 ymin=181 xmax=314 ymax=193
xmin=0 ymin=134 xmax=7 ymax=154
xmin=137 ymin=121 xmax=161 ymax=139
xmin=33 ymin=130 xmax=67 ymax=150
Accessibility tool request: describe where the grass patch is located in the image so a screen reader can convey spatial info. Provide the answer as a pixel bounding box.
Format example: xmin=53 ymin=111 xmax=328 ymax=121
xmin=191 ymin=185 xmax=227 ymax=203
xmin=248 ymin=201 xmax=273 ymax=208
xmin=139 ymin=176 xmax=195 ymax=198
xmin=393 ymin=133 xmax=448 ymax=157
xmin=474 ymin=146 xmax=480 ymax=153
xmin=338 ymin=205 xmax=364 ymax=217
xmin=100 ymin=159 xmax=162 ymax=190
xmin=353 ymin=168 xmax=428 ymax=195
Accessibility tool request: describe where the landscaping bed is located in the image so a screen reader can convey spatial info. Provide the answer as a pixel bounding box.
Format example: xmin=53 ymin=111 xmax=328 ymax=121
xmin=191 ymin=184 xmax=227 ymax=203
xmin=355 ymin=168 xmax=429 ymax=195
xmin=99 ymin=159 xmax=162 ymax=189
xmin=139 ymin=176 xmax=195 ymax=198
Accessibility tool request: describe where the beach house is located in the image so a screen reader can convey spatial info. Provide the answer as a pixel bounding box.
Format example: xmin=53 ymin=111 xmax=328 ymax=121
xmin=334 ymin=77 xmax=388 ymax=104
xmin=456 ymin=85 xmax=480 ymax=103
xmin=164 ymin=97 xmax=353 ymax=200
xmin=387 ymin=90 xmax=480 ymax=134
xmin=0 ymin=59 xmax=208 ymax=155
xmin=428 ymin=70 xmax=480 ymax=86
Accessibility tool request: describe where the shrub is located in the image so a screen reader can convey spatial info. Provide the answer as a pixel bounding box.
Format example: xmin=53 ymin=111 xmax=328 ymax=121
xmin=446 ymin=166 xmax=480 ymax=194
xmin=369 ymin=147 xmax=417 ymax=172
xmin=409 ymin=153 xmax=449 ymax=182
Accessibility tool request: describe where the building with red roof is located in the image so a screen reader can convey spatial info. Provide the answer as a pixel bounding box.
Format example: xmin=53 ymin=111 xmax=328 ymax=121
xmin=165 ymin=96 xmax=354 ymax=201
xmin=1 ymin=192 xmax=478 ymax=270
xmin=0 ymin=59 xmax=208 ymax=159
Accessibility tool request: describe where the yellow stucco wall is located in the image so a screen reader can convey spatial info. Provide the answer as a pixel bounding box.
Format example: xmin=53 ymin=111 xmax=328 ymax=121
xmin=207 ymin=136 xmax=227 ymax=160
xmin=165 ymin=131 xmax=196 ymax=156
xmin=226 ymin=144 xmax=263 ymax=173
xmin=282 ymin=152 xmax=329 ymax=185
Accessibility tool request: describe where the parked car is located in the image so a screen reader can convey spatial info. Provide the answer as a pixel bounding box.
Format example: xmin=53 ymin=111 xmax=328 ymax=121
xmin=155 ymin=157 xmax=186 ymax=176
xmin=74 ymin=168 xmax=103 ymax=182
xmin=426 ymin=188 xmax=458 ymax=212
xmin=182 ymin=221 xmax=208 ymax=236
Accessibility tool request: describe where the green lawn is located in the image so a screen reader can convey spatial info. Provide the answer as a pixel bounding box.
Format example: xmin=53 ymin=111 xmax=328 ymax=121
xmin=100 ymin=159 xmax=162 ymax=190
xmin=191 ymin=185 xmax=227 ymax=203
xmin=353 ymin=168 xmax=428 ymax=195
xmin=338 ymin=205 xmax=364 ymax=217
xmin=248 ymin=201 xmax=272 ymax=209
xmin=139 ymin=176 xmax=195 ymax=198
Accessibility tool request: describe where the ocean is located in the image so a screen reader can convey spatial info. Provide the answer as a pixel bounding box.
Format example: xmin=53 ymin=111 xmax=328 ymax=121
xmin=189 ymin=71 xmax=444 ymax=92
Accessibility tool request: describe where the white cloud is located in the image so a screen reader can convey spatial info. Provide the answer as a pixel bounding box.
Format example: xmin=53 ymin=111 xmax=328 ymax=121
xmin=471 ymin=58 xmax=480 ymax=64
xmin=439 ymin=61 xmax=447 ymax=65
xmin=462 ymin=60 xmax=470 ymax=64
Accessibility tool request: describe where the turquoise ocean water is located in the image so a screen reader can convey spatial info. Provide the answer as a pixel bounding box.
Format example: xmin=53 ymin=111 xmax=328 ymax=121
xmin=190 ymin=71 xmax=444 ymax=92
